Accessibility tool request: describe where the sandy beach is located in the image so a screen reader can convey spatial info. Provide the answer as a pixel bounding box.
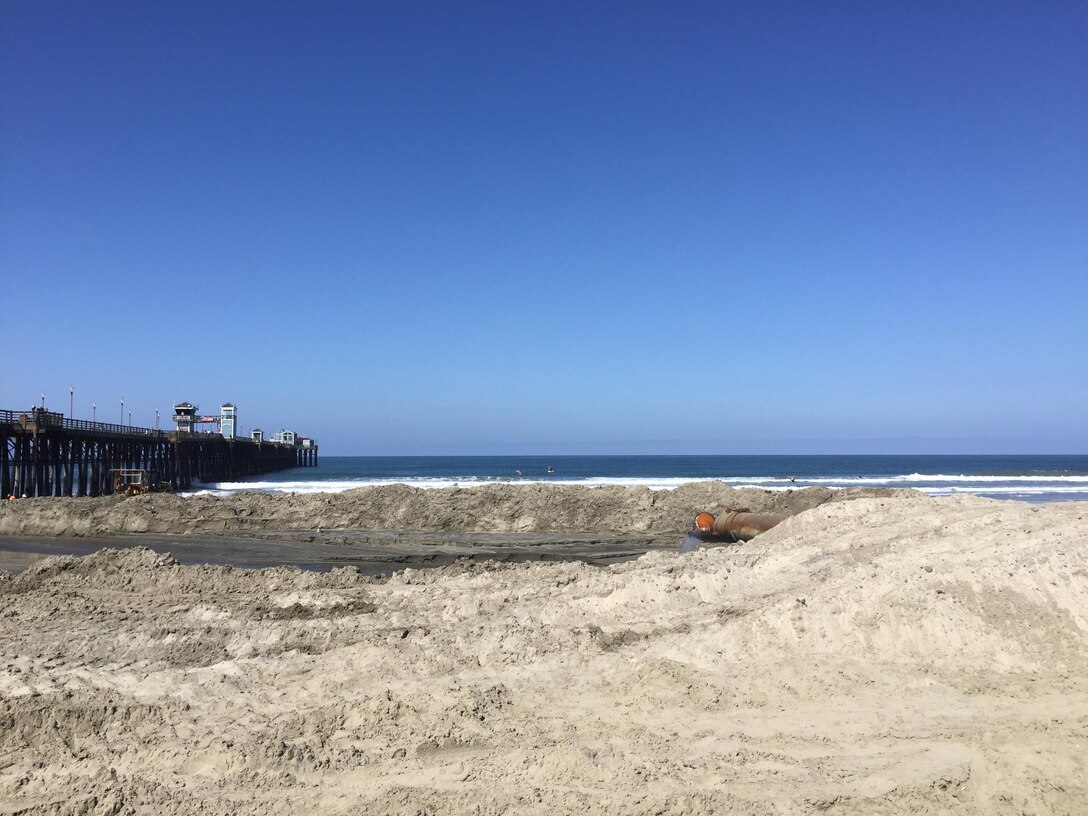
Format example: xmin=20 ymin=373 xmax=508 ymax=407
xmin=1 ymin=484 xmax=1086 ymax=814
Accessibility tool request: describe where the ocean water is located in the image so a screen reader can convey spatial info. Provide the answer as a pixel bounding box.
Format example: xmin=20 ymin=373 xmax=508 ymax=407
xmin=190 ymin=454 xmax=1088 ymax=503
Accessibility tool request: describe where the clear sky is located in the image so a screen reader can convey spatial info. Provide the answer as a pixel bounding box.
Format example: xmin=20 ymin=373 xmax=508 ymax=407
xmin=2 ymin=1 xmax=1085 ymax=455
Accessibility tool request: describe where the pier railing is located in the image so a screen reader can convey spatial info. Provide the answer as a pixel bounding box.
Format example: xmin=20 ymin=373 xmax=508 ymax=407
xmin=0 ymin=408 xmax=164 ymax=438
xmin=0 ymin=409 xmax=313 ymax=449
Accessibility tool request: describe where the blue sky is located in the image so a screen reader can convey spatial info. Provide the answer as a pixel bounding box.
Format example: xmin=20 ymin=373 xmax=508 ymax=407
xmin=2 ymin=1 xmax=1085 ymax=454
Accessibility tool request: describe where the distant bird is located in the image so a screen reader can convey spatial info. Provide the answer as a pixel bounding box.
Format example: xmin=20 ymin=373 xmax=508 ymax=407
xmin=515 ymin=470 xmax=522 ymax=477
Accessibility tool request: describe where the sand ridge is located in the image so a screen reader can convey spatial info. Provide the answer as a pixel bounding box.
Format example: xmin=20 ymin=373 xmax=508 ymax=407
xmin=1 ymin=492 xmax=1086 ymax=814
xmin=0 ymin=481 xmax=909 ymax=537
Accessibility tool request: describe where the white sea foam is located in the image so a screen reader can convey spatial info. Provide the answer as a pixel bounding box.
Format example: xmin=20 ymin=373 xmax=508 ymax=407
xmin=919 ymin=485 xmax=1088 ymax=496
xmin=180 ymin=473 xmax=1088 ymax=500
xmin=724 ymin=474 xmax=1088 ymax=485
xmin=702 ymin=483 xmax=1088 ymax=496
xmin=887 ymin=473 xmax=1088 ymax=483
xmin=181 ymin=476 xmax=703 ymax=496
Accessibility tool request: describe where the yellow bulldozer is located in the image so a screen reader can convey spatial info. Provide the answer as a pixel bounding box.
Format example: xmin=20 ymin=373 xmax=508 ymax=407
xmin=109 ymin=469 xmax=170 ymax=497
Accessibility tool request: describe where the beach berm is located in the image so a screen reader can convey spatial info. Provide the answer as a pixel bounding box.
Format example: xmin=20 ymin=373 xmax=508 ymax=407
xmin=0 ymin=481 xmax=905 ymax=537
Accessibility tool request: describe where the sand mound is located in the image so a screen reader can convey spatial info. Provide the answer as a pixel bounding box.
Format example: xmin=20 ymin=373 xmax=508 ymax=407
xmin=1 ymin=494 xmax=1086 ymax=814
xmin=0 ymin=481 xmax=908 ymax=537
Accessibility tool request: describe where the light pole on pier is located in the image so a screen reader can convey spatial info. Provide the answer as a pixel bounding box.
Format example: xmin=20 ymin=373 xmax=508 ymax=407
xmin=70 ymin=386 xmax=74 ymax=419
xmin=40 ymin=392 xmax=45 ymax=410
xmin=93 ymin=404 xmax=96 ymax=422
xmin=128 ymin=411 xmax=132 ymax=427
xmin=155 ymin=408 xmax=160 ymax=430
xmin=120 ymin=399 xmax=124 ymax=425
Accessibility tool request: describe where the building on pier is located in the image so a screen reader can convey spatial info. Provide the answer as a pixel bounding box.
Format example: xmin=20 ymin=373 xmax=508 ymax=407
xmin=271 ymin=429 xmax=297 ymax=445
xmin=172 ymin=402 xmax=197 ymax=433
xmin=220 ymin=403 xmax=237 ymax=439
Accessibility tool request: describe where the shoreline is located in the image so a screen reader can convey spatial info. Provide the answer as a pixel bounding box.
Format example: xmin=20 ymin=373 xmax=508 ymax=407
xmin=177 ymin=453 xmax=1088 ymax=503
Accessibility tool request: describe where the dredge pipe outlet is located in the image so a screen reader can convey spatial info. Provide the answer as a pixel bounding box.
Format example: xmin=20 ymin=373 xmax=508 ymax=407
xmin=695 ymin=510 xmax=786 ymax=542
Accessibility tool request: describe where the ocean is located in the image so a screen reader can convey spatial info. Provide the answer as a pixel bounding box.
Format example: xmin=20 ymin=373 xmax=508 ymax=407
xmin=191 ymin=454 xmax=1088 ymax=503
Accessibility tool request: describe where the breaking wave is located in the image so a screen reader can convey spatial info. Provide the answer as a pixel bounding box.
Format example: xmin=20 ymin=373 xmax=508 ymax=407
xmin=182 ymin=472 xmax=1088 ymax=502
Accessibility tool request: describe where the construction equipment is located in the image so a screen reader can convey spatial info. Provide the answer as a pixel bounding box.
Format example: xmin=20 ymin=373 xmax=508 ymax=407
xmin=109 ymin=469 xmax=169 ymax=497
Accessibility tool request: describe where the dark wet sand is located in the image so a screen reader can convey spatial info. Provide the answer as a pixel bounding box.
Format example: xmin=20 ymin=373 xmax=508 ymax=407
xmin=0 ymin=529 xmax=678 ymax=575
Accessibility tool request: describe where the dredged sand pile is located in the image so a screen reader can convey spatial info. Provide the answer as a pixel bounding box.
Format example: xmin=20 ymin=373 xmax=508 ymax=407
xmin=0 ymin=481 xmax=906 ymax=537
xmin=1 ymin=492 xmax=1086 ymax=814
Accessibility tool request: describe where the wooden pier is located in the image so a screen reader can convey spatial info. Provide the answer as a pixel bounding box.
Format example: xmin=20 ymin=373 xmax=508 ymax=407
xmin=0 ymin=408 xmax=317 ymax=498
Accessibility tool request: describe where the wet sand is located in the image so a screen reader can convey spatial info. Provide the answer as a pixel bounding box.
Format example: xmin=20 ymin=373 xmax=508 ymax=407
xmin=0 ymin=529 xmax=672 ymax=576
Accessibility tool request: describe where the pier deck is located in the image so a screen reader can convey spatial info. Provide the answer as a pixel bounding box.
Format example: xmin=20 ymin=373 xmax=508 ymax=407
xmin=1 ymin=409 xmax=316 ymax=497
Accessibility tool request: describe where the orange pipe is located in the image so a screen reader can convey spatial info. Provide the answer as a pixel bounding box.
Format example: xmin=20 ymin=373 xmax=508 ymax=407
xmin=694 ymin=510 xmax=785 ymax=542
